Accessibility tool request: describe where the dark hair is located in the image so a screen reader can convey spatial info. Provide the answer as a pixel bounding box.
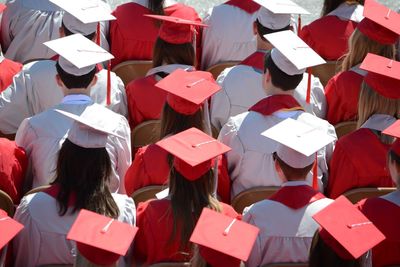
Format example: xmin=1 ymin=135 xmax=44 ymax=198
xmin=56 ymin=62 xmax=97 ymax=89
xmin=152 ymin=38 xmax=196 ymax=68
xmin=264 ymin=53 xmax=303 ymax=91
xmin=389 ymin=150 xmax=400 ymax=164
xmin=52 ymin=139 xmax=119 ymax=218
xmin=274 ymin=152 xmax=313 ymax=181
xmin=61 ymin=22 xmax=96 ymax=41
xmin=149 ymin=0 xmax=165 ymax=15
xmin=321 ymin=0 xmax=364 ymax=17
xmin=255 ymin=19 xmax=291 ymax=41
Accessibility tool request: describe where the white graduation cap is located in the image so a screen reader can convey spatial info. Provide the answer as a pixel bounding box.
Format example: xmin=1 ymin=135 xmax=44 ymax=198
xmin=44 ymin=34 xmax=114 ymax=76
xmin=55 ymin=109 xmax=123 ymax=148
xmin=265 ymin=30 xmax=326 ymax=75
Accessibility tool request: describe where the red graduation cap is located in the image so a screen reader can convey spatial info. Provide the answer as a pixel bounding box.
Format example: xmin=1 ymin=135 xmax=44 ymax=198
xmin=0 ymin=4 xmax=6 ymax=13
xmin=156 ymin=128 xmax=231 ymax=181
xmin=155 ymin=69 xmax=221 ymax=115
xmin=382 ymin=120 xmax=400 ymax=156
xmin=67 ymin=209 xmax=138 ymax=266
xmin=357 ymin=0 xmax=400 ymax=45
xmin=313 ymin=196 xmax=385 ymax=260
xmin=144 ymin=14 xmax=208 ymax=44
xmin=0 ymin=209 xmax=24 ymax=250
xmin=190 ymin=208 xmax=259 ymax=266
xmin=360 ymin=53 xmax=400 ymax=99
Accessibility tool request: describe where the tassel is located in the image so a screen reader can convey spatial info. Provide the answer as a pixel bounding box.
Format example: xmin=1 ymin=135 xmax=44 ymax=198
xmin=96 ymin=23 xmax=101 ymax=46
xmin=306 ymin=68 xmax=312 ymax=104
xmin=297 ymin=15 xmax=302 ymax=36
xmin=312 ymin=153 xmax=318 ymax=190
xmin=107 ymin=61 xmax=111 ymax=106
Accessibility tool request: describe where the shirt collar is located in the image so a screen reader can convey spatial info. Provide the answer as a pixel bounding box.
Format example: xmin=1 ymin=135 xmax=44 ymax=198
xmin=61 ymin=94 xmax=93 ymax=104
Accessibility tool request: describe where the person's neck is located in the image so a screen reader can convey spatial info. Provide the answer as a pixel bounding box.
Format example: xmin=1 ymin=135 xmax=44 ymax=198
xmin=256 ymin=37 xmax=273 ymax=51
xmin=265 ymin=85 xmax=294 ymax=97
xmin=63 ymin=88 xmax=90 ymax=96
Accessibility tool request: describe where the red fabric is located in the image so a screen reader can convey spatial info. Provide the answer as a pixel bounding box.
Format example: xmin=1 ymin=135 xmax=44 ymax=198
xmin=240 ymin=51 xmax=265 ymax=71
xmin=43 ymin=184 xmax=77 ymax=206
xmin=249 ymin=95 xmax=304 ymax=116
xmin=224 ymin=0 xmax=260 ymax=14
xmin=269 ymin=185 xmax=325 ymax=209
xmin=300 ymin=16 xmax=358 ymax=61
xmin=358 ymin=197 xmax=400 ymax=267
xmin=327 ymin=128 xmax=394 ymax=199
xmin=109 ymin=3 xmax=201 ymax=68
xmin=134 ymin=199 xmax=237 ymax=265
xmin=0 ymin=138 xmax=27 ymax=204
xmin=325 ymin=70 xmax=364 ymax=125
xmin=0 ymin=58 xmax=22 ymax=93
xmin=357 ymin=18 xmax=399 ymax=45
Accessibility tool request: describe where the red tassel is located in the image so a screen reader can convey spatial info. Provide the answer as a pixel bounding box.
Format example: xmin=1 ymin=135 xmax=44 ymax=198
xmin=306 ymin=68 xmax=312 ymax=104
xmin=107 ymin=61 xmax=111 ymax=106
xmin=96 ymin=23 xmax=101 ymax=46
xmin=312 ymin=153 xmax=318 ymax=190
xmin=297 ymin=15 xmax=302 ymax=36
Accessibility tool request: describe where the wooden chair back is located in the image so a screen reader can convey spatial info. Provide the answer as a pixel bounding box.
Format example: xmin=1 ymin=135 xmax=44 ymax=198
xmin=334 ymin=121 xmax=357 ymax=139
xmin=0 ymin=190 xmax=14 ymax=216
xmin=206 ymin=61 xmax=240 ymax=80
xmin=231 ymin=186 xmax=280 ymax=213
xmin=131 ymin=185 xmax=166 ymax=206
xmin=343 ymin=187 xmax=396 ymax=204
xmin=149 ymin=262 xmax=191 ymax=267
xmin=311 ymin=61 xmax=341 ymax=87
xmin=38 ymin=265 xmax=73 ymax=267
xmin=262 ymin=263 xmax=308 ymax=267
xmin=25 ymin=185 xmax=52 ymax=196
xmin=131 ymin=120 xmax=161 ymax=149
xmin=112 ymin=60 xmax=153 ymax=86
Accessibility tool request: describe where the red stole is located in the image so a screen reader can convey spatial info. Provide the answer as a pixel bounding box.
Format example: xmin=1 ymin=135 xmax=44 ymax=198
xmin=240 ymin=51 xmax=266 ymax=71
xmin=225 ymin=0 xmax=260 ymax=14
xmin=269 ymin=185 xmax=325 ymax=209
xmin=249 ymin=95 xmax=304 ymax=116
xmin=0 ymin=58 xmax=22 ymax=93
xmin=43 ymin=184 xmax=76 ymax=207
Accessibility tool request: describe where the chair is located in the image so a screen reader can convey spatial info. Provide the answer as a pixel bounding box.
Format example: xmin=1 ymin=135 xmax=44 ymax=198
xmin=25 ymin=185 xmax=51 ymax=196
xmin=343 ymin=187 xmax=396 ymax=204
xmin=0 ymin=190 xmax=15 ymax=217
xmin=334 ymin=121 xmax=357 ymax=139
xmin=131 ymin=185 xmax=166 ymax=206
xmin=131 ymin=120 xmax=161 ymax=149
xmin=231 ymin=186 xmax=280 ymax=213
xmin=206 ymin=61 xmax=240 ymax=80
xmin=311 ymin=60 xmax=341 ymax=87
xmin=39 ymin=265 xmax=73 ymax=267
xmin=149 ymin=263 xmax=191 ymax=267
xmin=112 ymin=60 xmax=153 ymax=86
xmin=262 ymin=263 xmax=308 ymax=267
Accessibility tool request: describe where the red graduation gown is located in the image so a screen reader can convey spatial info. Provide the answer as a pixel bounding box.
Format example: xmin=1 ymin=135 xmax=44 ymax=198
xmin=358 ymin=197 xmax=400 ymax=267
xmin=134 ymin=199 xmax=238 ymax=265
xmin=300 ymin=16 xmax=358 ymax=61
xmin=327 ymin=128 xmax=393 ymax=199
xmin=124 ymin=144 xmax=232 ymax=203
xmin=0 ymin=58 xmax=22 ymax=93
xmin=325 ymin=70 xmax=363 ymax=125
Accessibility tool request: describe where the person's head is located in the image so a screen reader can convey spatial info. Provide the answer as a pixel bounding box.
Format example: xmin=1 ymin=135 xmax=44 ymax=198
xmin=321 ymin=0 xmax=364 ymax=17
xmin=55 ymin=60 xmax=98 ymax=92
xmin=273 ymin=152 xmax=314 ymax=182
xmin=149 ymin=0 xmax=165 ymax=15
xmin=59 ymin=14 xmax=97 ymax=41
xmin=152 ymin=38 xmax=196 ymax=68
xmin=387 ymin=140 xmax=400 ymax=187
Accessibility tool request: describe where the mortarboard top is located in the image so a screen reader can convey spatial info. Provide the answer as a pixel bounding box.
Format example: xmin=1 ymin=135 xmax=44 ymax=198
xmin=0 ymin=209 xmax=24 ymax=250
xmin=357 ymin=0 xmax=400 ymax=45
xmin=155 ymin=69 xmax=221 ymax=115
xmin=44 ymin=34 xmax=113 ymax=76
xmin=313 ymin=196 xmax=385 ymax=260
xmin=0 ymin=4 xmax=6 ymax=13
xmin=144 ymin=14 xmax=208 ymax=45
xmin=360 ymin=53 xmax=400 ymax=99
xmin=265 ymin=30 xmax=326 ymax=75
xmin=190 ymin=208 xmax=259 ymax=266
xmin=382 ymin=120 xmax=400 ymax=156
xmin=156 ymin=128 xmax=231 ymax=181
xmin=67 ymin=209 xmax=138 ymax=266
xmin=54 ymin=109 xmax=123 ymax=149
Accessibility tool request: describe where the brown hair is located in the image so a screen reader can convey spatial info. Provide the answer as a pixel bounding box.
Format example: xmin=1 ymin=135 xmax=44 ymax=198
xmin=341 ymin=29 xmax=395 ymax=71
xmin=149 ymin=0 xmax=165 ymax=15
xmin=152 ymin=38 xmax=196 ymax=68
xmin=321 ymin=0 xmax=363 ymax=17
xmin=274 ymin=152 xmax=314 ymax=181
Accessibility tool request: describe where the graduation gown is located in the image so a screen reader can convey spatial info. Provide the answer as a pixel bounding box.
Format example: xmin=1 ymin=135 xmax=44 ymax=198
xmin=210 ymin=51 xmax=327 ymax=131
xmin=134 ymin=199 xmax=237 ymax=265
xmin=243 ymin=181 xmax=333 ymax=267
xmin=0 ymin=56 xmax=22 ymax=93
xmin=300 ymin=3 xmax=363 ymax=61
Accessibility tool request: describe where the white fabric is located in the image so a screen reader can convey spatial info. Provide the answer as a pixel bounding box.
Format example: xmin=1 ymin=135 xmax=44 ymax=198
xmin=59 ymin=56 xmax=95 ymax=76
xmin=0 ymin=59 xmax=127 ymax=134
xmin=271 ymin=48 xmax=305 ymax=75
xmin=361 ymin=114 xmax=397 ymax=132
xmin=277 ymin=144 xmax=315 ymax=168
xmin=257 ymin=6 xmax=290 ymax=30
xmin=133 ymin=0 xmax=177 ymax=8
xmin=328 ymin=2 xmax=364 ymax=23
xmin=62 ymin=12 xmax=97 ymax=36
xmin=380 ymin=190 xmax=400 ymax=207
xmin=15 ymin=101 xmax=131 ymax=193
xmin=218 ymin=104 xmax=336 ymax=199
xmin=243 ymin=194 xmax=333 ymax=267
xmin=13 ymin=192 xmax=135 ymax=267
xmin=201 ymin=3 xmax=257 ymax=69
xmin=210 ymin=63 xmax=327 ymax=130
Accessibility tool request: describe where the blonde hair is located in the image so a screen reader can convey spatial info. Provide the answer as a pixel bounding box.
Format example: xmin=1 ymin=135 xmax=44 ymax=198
xmin=341 ymin=29 xmax=395 ymax=71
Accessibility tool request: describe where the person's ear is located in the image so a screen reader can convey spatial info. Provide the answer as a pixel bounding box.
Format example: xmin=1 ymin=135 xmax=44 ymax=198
xmin=274 ymin=158 xmax=287 ymax=183
xmin=253 ymin=21 xmax=258 ymax=35
xmin=59 ymin=27 xmax=65 ymax=38
xmin=55 ymin=74 xmax=65 ymax=88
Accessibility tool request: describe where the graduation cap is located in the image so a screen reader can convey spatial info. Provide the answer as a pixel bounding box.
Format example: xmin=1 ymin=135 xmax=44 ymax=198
xmin=155 ymin=69 xmax=221 ymax=115
xmin=190 ymin=208 xmax=259 ymax=267
xmin=382 ymin=120 xmax=400 ymax=156
xmin=0 ymin=209 xmax=24 ymax=250
xmin=67 ymin=209 xmax=138 ymax=266
xmin=313 ymin=196 xmax=385 ymax=260
xmin=357 ymin=0 xmax=400 ymax=45
xmin=360 ymin=53 xmax=400 ymax=99
xmin=144 ymin=14 xmax=208 ymax=45
xmin=156 ymin=128 xmax=231 ymax=181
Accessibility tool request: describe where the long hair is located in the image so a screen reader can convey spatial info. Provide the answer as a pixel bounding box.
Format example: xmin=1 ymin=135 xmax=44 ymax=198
xmin=341 ymin=29 xmax=395 ymax=71
xmin=388 ymin=150 xmax=400 ymax=186
xmin=321 ymin=0 xmax=363 ymax=17
xmin=52 ymin=139 xmax=119 ymax=218
xmin=149 ymin=0 xmax=165 ymax=15
xmin=152 ymin=38 xmax=196 ymax=68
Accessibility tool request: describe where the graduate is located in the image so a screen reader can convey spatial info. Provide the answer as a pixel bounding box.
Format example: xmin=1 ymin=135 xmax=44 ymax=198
xmin=109 ymin=0 xmax=201 ymax=68
xmin=0 ymin=1 xmax=127 ymax=136
xmin=325 ymin=0 xmax=398 ymax=125
xmin=201 ymin=0 xmax=260 ymax=70
xmin=243 ymin=119 xmax=335 ymax=266
xmin=15 ymin=34 xmax=131 ymax=193
xmin=300 ymin=0 xmax=364 ymax=61
xmin=126 ymin=15 xmax=206 ymax=129
xmin=327 ymin=54 xmax=400 ymax=198
xmin=133 ymin=128 xmax=238 ymax=265
xmin=219 ymin=30 xmax=336 ymax=199
xmin=0 ymin=209 xmax=24 ymax=267
xmin=210 ymin=1 xmax=326 ymax=131
xmin=12 ymin=109 xmax=136 ymax=267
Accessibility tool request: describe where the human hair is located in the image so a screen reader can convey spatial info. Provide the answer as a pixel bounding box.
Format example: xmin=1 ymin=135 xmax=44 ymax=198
xmin=321 ymin=0 xmax=364 ymax=17
xmin=341 ymin=29 xmax=395 ymax=71
xmin=169 ymin=168 xmax=221 ymax=249
xmin=264 ymin=53 xmax=303 ymax=91
xmin=255 ymin=19 xmax=290 ymax=42
xmin=52 ymin=139 xmax=119 ymax=218
xmin=274 ymin=152 xmax=314 ymax=181
xmin=191 ymin=245 xmax=209 ymax=267
xmin=55 ymin=62 xmax=97 ymax=89
xmin=152 ymin=38 xmax=196 ymax=68
xmin=388 ymin=150 xmax=400 ymax=186
xmin=149 ymin=0 xmax=165 ymax=15
xmin=61 ymin=21 xmax=96 ymax=41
